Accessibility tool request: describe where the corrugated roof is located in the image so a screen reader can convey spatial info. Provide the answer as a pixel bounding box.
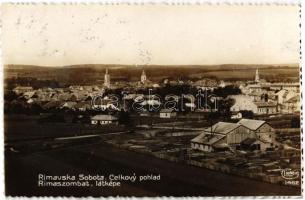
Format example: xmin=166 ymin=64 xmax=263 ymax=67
xmin=91 ymin=114 xmax=118 ymax=121
xmin=204 ymin=122 xmax=240 ymax=135
xmin=191 ymin=133 xmax=225 ymax=145
xmin=237 ymin=119 xmax=266 ymax=130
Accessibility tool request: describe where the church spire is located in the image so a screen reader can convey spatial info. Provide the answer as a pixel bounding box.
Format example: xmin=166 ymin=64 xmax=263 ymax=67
xmin=104 ymin=68 xmax=110 ymax=88
xmin=255 ymin=68 xmax=260 ymax=83
xmin=141 ymin=69 xmax=147 ymax=84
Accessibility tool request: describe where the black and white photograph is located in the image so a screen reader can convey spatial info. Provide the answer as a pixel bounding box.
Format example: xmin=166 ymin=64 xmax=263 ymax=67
xmin=1 ymin=3 xmax=302 ymax=197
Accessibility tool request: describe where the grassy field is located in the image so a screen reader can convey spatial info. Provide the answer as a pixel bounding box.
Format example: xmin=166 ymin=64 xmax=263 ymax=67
xmin=4 ymin=114 xmax=126 ymax=142
xmin=5 ymin=112 xmax=299 ymax=142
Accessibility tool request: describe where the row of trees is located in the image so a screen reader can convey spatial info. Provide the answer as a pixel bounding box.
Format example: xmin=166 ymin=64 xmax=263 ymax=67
xmin=6 ymin=77 xmax=60 ymax=90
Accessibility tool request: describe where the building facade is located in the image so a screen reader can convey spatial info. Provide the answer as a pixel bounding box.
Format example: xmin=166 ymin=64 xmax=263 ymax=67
xmin=91 ymin=114 xmax=118 ymax=125
xmin=160 ymin=109 xmax=177 ymax=118
xmin=191 ymin=119 xmax=276 ymax=152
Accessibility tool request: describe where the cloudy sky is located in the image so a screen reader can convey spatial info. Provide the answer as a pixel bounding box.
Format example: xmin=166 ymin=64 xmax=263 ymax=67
xmin=1 ymin=4 xmax=300 ymax=66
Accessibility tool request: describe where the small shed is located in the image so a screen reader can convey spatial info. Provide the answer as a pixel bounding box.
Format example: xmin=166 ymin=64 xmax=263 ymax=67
xmin=159 ymin=109 xmax=177 ymax=118
xmin=91 ymin=114 xmax=118 ymax=125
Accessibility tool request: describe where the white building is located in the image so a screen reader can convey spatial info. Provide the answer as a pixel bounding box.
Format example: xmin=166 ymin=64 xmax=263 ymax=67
xmin=230 ymin=95 xmax=257 ymax=112
xmin=160 ymin=109 xmax=177 ymax=118
xmin=275 ymin=89 xmax=300 ymax=114
xmin=91 ymin=114 xmax=118 ymax=125
xmin=229 ymin=95 xmax=277 ymax=115
xmin=268 ymin=82 xmax=300 ymax=92
xmin=276 ymin=89 xmax=297 ymax=104
xmin=254 ymin=102 xmax=277 ymax=115
xmin=248 ymin=91 xmax=263 ymax=102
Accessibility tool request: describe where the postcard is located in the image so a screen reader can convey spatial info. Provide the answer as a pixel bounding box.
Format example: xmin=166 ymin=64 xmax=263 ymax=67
xmin=1 ymin=3 xmax=302 ymax=197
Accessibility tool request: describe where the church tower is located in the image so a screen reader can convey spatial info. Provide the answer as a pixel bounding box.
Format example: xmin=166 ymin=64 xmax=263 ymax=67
xmin=141 ymin=69 xmax=147 ymax=84
xmin=104 ymin=68 xmax=110 ymax=88
xmin=255 ymin=68 xmax=260 ymax=83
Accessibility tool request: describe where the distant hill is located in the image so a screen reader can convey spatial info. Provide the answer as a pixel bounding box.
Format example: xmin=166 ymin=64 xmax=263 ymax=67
xmin=4 ymin=63 xmax=299 ymax=70
xmin=4 ymin=64 xmax=300 ymax=85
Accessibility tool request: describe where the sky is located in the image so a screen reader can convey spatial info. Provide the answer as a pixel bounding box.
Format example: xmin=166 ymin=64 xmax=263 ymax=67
xmin=1 ymin=4 xmax=300 ymax=66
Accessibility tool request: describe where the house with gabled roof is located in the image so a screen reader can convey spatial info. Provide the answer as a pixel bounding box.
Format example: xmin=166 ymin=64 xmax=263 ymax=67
xmin=237 ymin=119 xmax=276 ymax=151
xmin=276 ymin=89 xmax=297 ymax=104
xmin=281 ymin=95 xmax=300 ymax=113
xmin=229 ymin=95 xmax=257 ymax=113
xmin=160 ymin=109 xmax=177 ymax=118
xmin=191 ymin=132 xmax=226 ymax=152
xmin=91 ymin=114 xmax=118 ymax=125
xmin=191 ymin=122 xmax=249 ymax=152
xmin=253 ymin=102 xmax=277 ymax=115
xmin=230 ymin=95 xmax=277 ymax=115
xmin=276 ymin=89 xmax=300 ymax=114
xmin=191 ymin=119 xmax=276 ymax=152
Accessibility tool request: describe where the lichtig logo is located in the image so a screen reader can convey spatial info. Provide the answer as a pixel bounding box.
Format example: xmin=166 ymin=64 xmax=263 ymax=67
xmin=281 ymin=168 xmax=299 ymax=180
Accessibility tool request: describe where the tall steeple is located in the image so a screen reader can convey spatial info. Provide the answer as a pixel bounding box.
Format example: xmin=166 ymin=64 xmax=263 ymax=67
xmin=255 ymin=68 xmax=260 ymax=83
xmin=141 ymin=69 xmax=147 ymax=84
xmin=104 ymin=68 xmax=110 ymax=88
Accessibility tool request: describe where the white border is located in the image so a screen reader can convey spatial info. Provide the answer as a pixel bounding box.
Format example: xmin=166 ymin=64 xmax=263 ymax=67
xmin=0 ymin=0 xmax=303 ymax=199
xmin=0 ymin=0 xmax=302 ymax=4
